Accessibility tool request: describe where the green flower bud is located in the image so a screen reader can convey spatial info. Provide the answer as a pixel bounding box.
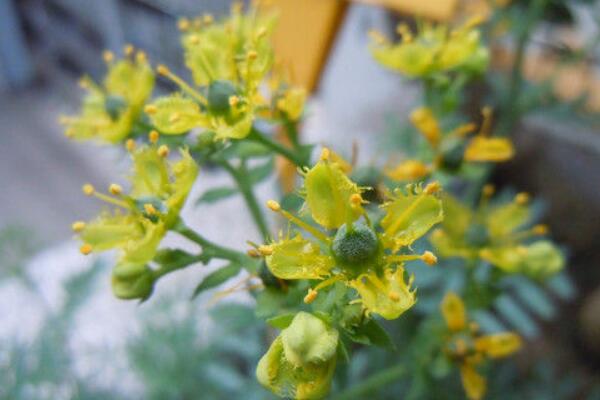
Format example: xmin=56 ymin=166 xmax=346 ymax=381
xmin=332 ymin=222 xmax=380 ymax=275
xmin=207 ymin=80 xmax=238 ymax=114
xmin=256 ymin=312 xmax=338 ymax=399
xmin=440 ymin=137 xmax=466 ymax=172
xmin=111 ymin=262 xmax=154 ymax=300
xmin=281 ymin=312 xmax=339 ymax=367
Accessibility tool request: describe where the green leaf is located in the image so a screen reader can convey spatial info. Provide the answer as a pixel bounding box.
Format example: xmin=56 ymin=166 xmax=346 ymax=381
xmin=266 ymin=313 xmax=296 ymax=329
xmin=154 ymin=248 xmax=195 ymax=266
xmin=191 ymin=263 xmax=242 ymax=298
xmin=248 ymin=157 xmax=274 ymax=184
xmin=222 ymin=141 xmax=271 ymax=159
xmin=195 ymin=187 xmax=238 ymax=206
xmin=360 ymin=319 xmax=396 ymax=349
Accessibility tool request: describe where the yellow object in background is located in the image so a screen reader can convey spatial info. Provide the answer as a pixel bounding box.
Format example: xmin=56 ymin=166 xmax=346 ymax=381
xmin=269 ymin=0 xmax=348 ymax=92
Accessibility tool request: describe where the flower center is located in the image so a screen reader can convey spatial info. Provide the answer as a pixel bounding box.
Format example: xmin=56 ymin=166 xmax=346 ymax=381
xmin=332 ymin=222 xmax=380 ymax=275
xmin=465 ymin=223 xmax=490 ymax=248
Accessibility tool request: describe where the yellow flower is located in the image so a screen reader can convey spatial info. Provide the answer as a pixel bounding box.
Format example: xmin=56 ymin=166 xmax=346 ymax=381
xmin=393 ymin=106 xmax=514 ymax=177
xmin=60 ymin=50 xmax=154 ymax=143
xmin=257 ymin=312 xmax=338 ymax=399
xmin=441 ymin=292 xmax=522 ymax=400
xmin=262 ymin=149 xmax=443 ymax=320
xmin=430 ymin=189 xmax=565 ymax=277
xmin=370 ymin=18 xmax=489 ymax=78
xmin=75 ymin=144 xmax=198 ymax=298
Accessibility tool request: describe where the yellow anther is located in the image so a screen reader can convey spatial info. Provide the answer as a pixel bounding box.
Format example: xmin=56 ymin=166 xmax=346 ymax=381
xmin=424 ymin=181 xmax=441 ymax=195
xmin=82 ymin=184 xmax=95 ymax=196
xmin=102 ymin=50 xmax=114 ymax=63
xmin=124 ymin=44 xmax=134 ymax=56
xmin=258 ymin=245 xmax=273 ymax=256
xmin=247 ymin=50 xmax=258 ymax=60
xmin=431 ymin=228 xmax=443 ymax=240
xmin=80 ymin=244 xmax=93 ymax=255
xmin=169 ymin=112 xmax=180 ymax=123
xmin=149 ymin=130 xmax=160 ymax=143
xmin=368 ymin=29 xmax=386 ymax=45
xmin=144 ymin=203 xmax=158 ymax=215
xmin=109 ymin=184 xmax=123 ymax=196
xmin=320 ymin=148 xmax=330 ymax=161
xmin=135 ymin=51 xmax=147 ymax=63
xmin=516 ymin=246 xmax=528 ymax=256
xmin=157 ymin=64 xmax=170 ymax=76
xmin=177 ymin=17 xmax=190 ymax=31
xmin=533 ymin=224 xmax=549 ymax=235
xmin=78 ymin=78 xmax=89 ymax=89
xmin=203 ymin=14 xmax=214 ymax=24
xmin=228 ymin=95 xmax=240 ymax=107
xmin=189 ymin=34 xmax=200 ymax=45
xmin=266 ymin=200 xmax=281 ymax=212
xmin=247 ymin=249 xmax=261 ymax=258
xmin=421 ymin=251 xmax=438 ymax=266
xmin=71 ymin=221 xmax=86 ymax=232
xmin=125 ymin=139 xmax=136 ymax=152
xmin=515 ymin=192 xmax=530 ymax=205
xmin=304 ymin=288 xmax=318 ymax=304
xmin=157 ymin=145 xmax=170 ymax=157
xmin=388 ymin=291 xmax=400 ymax=302
xmin=350 ymin=193 xmax=363 ymax=208
xmin=396 ymin=23 xmax=413 ymax=42
xmin=144 ymin=105 xmax=158 ymax=115
xmin=482 ymin=184 xmax=495 ymax=197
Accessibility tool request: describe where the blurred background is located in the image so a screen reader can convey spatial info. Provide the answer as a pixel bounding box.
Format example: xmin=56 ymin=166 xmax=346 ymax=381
xmin=1 ymin=0 xmax=599 ymax=398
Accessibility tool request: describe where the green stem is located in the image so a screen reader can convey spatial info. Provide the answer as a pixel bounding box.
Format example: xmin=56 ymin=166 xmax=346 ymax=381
xmin=248 ymin=128 xmax=308 ymax=167
xmin=218 ymin=159 xmax=270 ymax=240
xmin=152 ymin=253 xmax=207 ymax=280
xmin=332 ymin=365 xmax=406 ymax=400
xmin=498 ymin=0 xmax=548 ymax=134
xmin=174 ymin=220 xmax=249 ymax=264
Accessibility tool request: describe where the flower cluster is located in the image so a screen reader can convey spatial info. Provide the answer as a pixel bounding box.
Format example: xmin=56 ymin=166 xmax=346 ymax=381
xmin=369 ymin=17 xmax=489 ymax=78
xmin=430 ymin=187 xmax=564 ymax=277
xmin=144 ymin=3 xmax=306 ymax=141
xmin=259 ymin=149 xmax=442 ymax=320
xmin=386 ymin=106 xmax=514 ymax=181
xmin=73 ymin=138 xmax=198 ymax=299
xmin=60 ymin=47 xmax=155 ymax=143
xmin=441 ymin=292 xmax=522 ymax=400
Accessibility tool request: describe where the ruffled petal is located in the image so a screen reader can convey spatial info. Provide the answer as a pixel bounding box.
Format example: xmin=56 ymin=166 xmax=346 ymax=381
xmin=266 ymin=234 xmax=334 ymax=280
xmin=441 ymin=291 xmax=467 ymax=331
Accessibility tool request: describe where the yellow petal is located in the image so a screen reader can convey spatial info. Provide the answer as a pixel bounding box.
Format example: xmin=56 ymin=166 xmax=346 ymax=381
xmin=213 ymin=111 xmax=254 ymax=140
xmin=130 ymin=147 xmax=171 ymax=198
xmin=486 ymin=201 xmax=529 ymax=238
xmin=104 ymin=58 xmax=155 ymax=107
xmin=80 ymin=213 xmax=142 ymax=252
xmin=460 ymin=364 xmax=487 ymax=400
xmin=266 ymin=234 xmax=334 ymax=280
xmin=521 ymin=241 xmax=565 ymax=278
xmin=380 ymin=186 xmax=443 ymax=250
xmin=146 ymin=95 xmax=206 ymax=134
xmin=475 ymin=333 xmax=522 ymax=358
xmin=464 ymin=137 xmax=514 ymax=162
xmin=304 ymin=160 xmax=362 ymax=230
xmin=441 ymin=292 xmax=467 ymax=331
xmin=439 ymin=193 xmax=473 ymax=238
xmin=349 ymin=267 xmax=416 ymax=320
xmin=410 ymin=107 xmax=441 ymax=147
xmin=385 ymin=160 xmax=430 ymax=182
xmin=276 ymin=87 xmax=306 ymax=121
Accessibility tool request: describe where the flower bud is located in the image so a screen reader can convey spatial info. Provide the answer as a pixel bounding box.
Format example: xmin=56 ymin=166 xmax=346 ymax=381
xmin=256 ymin=312 xmax=338 ymax=399
xmin=111 ymin=262 xmax=154 ymax=300
xmin=332 ymin=222 xmax=380 ymax=275
xmin=207 ymin=80 xmax=238 ymax=114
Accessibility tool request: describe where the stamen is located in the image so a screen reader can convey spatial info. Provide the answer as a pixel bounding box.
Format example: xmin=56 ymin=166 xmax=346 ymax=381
xmin=266 ymin=200 xmax=281 ymax=212
xmin=82 ymin=184 xmax=95 ymax=196
xmin=247 ymin=249 xmax=260 ymax=258
xmin=368 ymin=29 xmax=387 ymax=45
xmin=109 ymin=184 xmax=123 ymax=196
xmin=189 ymin=34 xmax=200 ymax=45
xmin=482 ymin=184 xmax=495 ymax=197
xmin=424 ymin=181 xmax=441 ymax=194
xmin=136 ymin=51 xmax=147 ymax=63
xmin=125 ymin=139 xmax=136 ymax=152
xmin=515 ymin=192 xmax=529 ymax=205
xmin=203 ymin=14 xmax=214 ymax=24
xmin=247 ymin=50 xmax=258 ymax=60
xmin=157 ymin=145 xmax=170 ymax=157
xmin=149 ymin=130 xmax=160 ymax=143
xmin=80 ymin=244 xmax=93 ymax=255
xmin=421 ymin=251 xmax=437 ymax=266
xmin=278 ymin=208 xmax=329 ymax=243
xmin=258 ymin=245 xmax=273 ymax=256
xmin=386 ymin=254 xmax=421 ymax=263
xmin=124 ymin=44 xmax=134 ymax=56
xmin=304 ymin=288 xmax=318 ymax=304
xmin=102 ymin=50 xmax=114 ymax=64
xmin=479 ymin=106 xmax=493 ymax=136
xmin=177 ymin=17 xmax=190 ymax=31
xmin=144 ymin=105 xmax=158 ymax=115
xmin=396 ymin=23 xmax=413 ymax=42
xmin=229 ymin=95 xmax=240 ymax=107
xmin=320 ymin=148 xmax=330 ymax=161
xmin=144 ymin=203 xmax=158 ymax=215
xmin=533 ymin=224 xmax=548 ymax=235
xmin=156 ymin=64 xmax=208 ymax=104
xmin=71 ymin=221 xmax=86 ymax=232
